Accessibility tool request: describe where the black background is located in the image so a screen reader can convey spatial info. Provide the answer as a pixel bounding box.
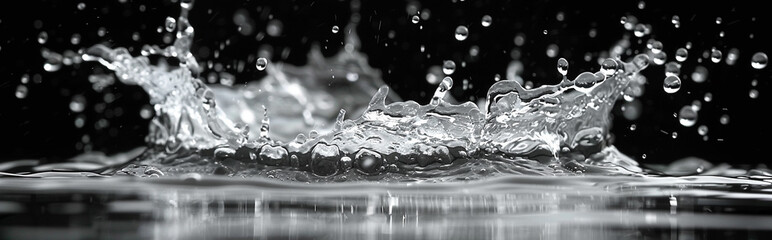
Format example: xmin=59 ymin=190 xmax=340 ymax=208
xmin=0 ymin=0 xmax=769 ymax=166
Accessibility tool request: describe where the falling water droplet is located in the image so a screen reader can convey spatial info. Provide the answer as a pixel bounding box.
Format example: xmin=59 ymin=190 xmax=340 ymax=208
xmin=665 ymin=62 xmax=680 ymax=77
xmin=77 ymin=2 xmax=86 ymax=10
xmin=715 ymin=17 xmax=722 ymax=24
xmin=37 ymin=31 xmax=48 ymax=44
xmin=650 ymin=40 xmax=663 ymax=54
xmin=663 ymin=75 xmax=681 ymax=94
xmin=69 ymin=95 xmax=87 ymax=113
xmin=164 ymin=17 xmax=176 ymax=32
xmin=15 ymin=85 xmax=28 ymax=99
xmin=546 ymin=44 xmax=559 ymax=58
xmin=749 ymin=89 xmax=759 ymax=99
xmin=675 ymin=48 xmax=688 ymax=62
xmin=671 ymin=15 xmax=680 ymax=27
xmin=678 ymin=105 xmax=698 ymax=127
xmin=139 ymin=105 xmax=153 ymax=119
xmin=691 ymin=65 xmax=708 ymax=83
xmin=256 ymin=57 xmax=268 ymax=71
xmin=710 ymin=49 xmax=722 ymax=63
xmin=331 ymin=25 xmax=340 ymax=33
xmin=442 ymin=60 xmax=456 ymax=75
xmin=751 ymin=52 xmax=768 ymax=69
xmin=481 ymin=15 xmax=492 ymax=27
xmin=652 ymin=52 xmax=667 ymax=65
xmin=697 ymin=125 xmax=709 ymax=136
xmin=454 ymin=26 xmax=469 ymax=41
xmin=719 ymin=114 xmax=730 ymax=125
xmin=704 ymin=92 xmax=713 ymax=102
xmin=557 ymin=58 xmax=569 ymax=76
xmin=600 ymin=58 xmax=618 ymax=77
xmin=633 ymin=24 xmax=647 ymax=37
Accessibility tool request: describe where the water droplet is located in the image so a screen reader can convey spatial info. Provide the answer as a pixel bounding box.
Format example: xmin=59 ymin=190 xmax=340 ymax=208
xmin=637 ymin=1 xmax=646 ymax=9
xmin=630 ymin=124 xmax=637 ymax=131
xmin=454 ymin=26 xmax=468 ymax=41
xmin=704 ymin=92 xmax=713 ymax=102
xmin=710 ymin=49 xmax=722 ymax=63
xmin=663 ymin=76 xmax=681 ymax=94
xmin=139 ymin=105 xmax=153 ymax=119
xmin=600 ymin=58 xmax=617 ymax=77
xmin=650 ymin=40 xmax=663 ymax=54
xmin=37 ymin=31 xmax=48 ymax=44
xmin=751 ymin=52 xmax=768 ymax=69
xmin=164 ymin=17 xmax=176 ymax=32
xmin=715 ymin=17 xmax=722 ymax=24
xmin=442 ymin=60 xmax=456 ymax=75
xmin=697 ymin=125 xmax=709 ymax=136
xmin=70 ymin=95 xmax=87 ymax=112
xmin=719 ymin=114 xmax=730 ymax=125
xmin=70 ymin=34 xmax=81 ymax=45
xmin=256 ymin=57 xmax=268 ymax=71
xmin=557 ymin=58 xmax=569 ymax=76
xmin=725 ymin=48 xmax=739 ymax=65
xmin=665 ymin=62 xmax=680 ymax=77
xmin=671 ymin=15 xmax=680 ymax=26
xmin=15 ymin=85 xmax=28 ymax=99
xmin=678 ymin=105 xmax=698 ymax=127
xmin=546 ymin=44 xmax=559 ymax=58
xmin=671 ymin=132 xmax=678 ymax=139
xmin=77 ymin=2 xmax=86 ymax=10
xmin=331 ymin=25 xmax=339 ymax=33
xmin=652 ymin=52 xmax=667 ymax=65
xmin=481 ymin=15 xmax=492 ymax=27
xmin=691 ymin=65 xmax=708 ymax=83
xmin=691 ymin=100 xmax=702 ymax=111
xmin=633 ymin=24 xmax=647 ymax=37
xmin=411 ymin=15 xmax=420 ymax=24
xmin=620 ymin=16 xmax=628 ymax=25
xmin=266 ymin=19 xmax=283 ymax=37
xmin=675 ymin=48 xmax=688 ymax=62
xmin=749 ymin=89 xmax=759 ymax=99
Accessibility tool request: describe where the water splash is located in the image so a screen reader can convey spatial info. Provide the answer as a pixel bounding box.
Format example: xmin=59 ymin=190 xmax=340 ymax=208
xmin=41 ymin=0 xmax=662 ymax=180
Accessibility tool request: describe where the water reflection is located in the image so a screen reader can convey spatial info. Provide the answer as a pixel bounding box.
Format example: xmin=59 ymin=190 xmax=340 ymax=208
xmin=2 ymin=175 xmax=771 ymax=239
